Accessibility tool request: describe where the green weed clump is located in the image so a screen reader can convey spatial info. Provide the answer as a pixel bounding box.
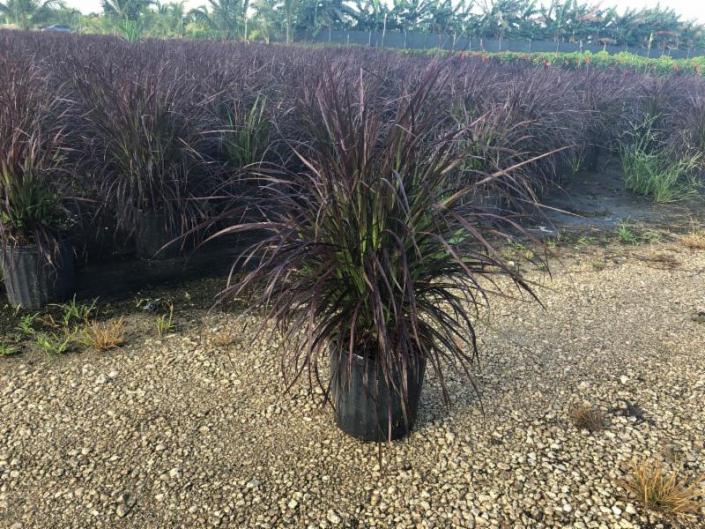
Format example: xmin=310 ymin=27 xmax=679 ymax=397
xmin=621 ymin=118 xmax=701 ymax=203
xmin=617 ymin=223 xmax=639 ymax=245
xmin=621 ymin=147 xmax=699 ymax=203
xmin=0 ymin=343 xmax=19 ymax=357
xmin=155 ymin=304 xmax=174 ymax=338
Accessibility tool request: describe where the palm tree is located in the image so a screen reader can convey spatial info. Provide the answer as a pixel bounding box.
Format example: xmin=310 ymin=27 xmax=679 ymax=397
xmin=102 ymin=0 xmax=152 ymax=21
xmin=151 ymin=1 xmax=186 ymax=37
xmin=190 ymin=0 xmax=247 ymax=40
xmin=286 ymin=0 xmax=298 ymax=41
xmin=0 ymin=0 xmax=57 ymax=30
xmin=102 ymin=0 xmax=152 ymax=40
xmin=251 ymin=0 xmax=280 ymax=41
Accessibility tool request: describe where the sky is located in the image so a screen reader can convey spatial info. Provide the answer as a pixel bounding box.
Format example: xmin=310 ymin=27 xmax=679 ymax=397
xmin=64 ymin=0 xmax=705 ymax=23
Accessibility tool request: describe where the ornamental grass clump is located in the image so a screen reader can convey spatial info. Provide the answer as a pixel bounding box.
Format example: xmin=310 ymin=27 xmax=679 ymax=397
xmin=0 ymin=56 xmax=71 ymax=254
xmin=0 ymin=55 xmax=76 ymax=308
xmin=70 ymin=44 xmax=212 ymax=256
xmin=212 ymin=64 xmax=543 ymax=441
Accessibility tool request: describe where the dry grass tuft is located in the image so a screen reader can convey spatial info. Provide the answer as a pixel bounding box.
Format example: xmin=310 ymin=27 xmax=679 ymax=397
xmin=637 ymin=251 xmax=681 ymax=270
xmin=83 ymin=318 xmax=126 ymax=351
xmin=569 ymin=404 xmax=607 ymax=432
xmin=681 ymin=231 xmax=705 ymax=250
xmin=206 ymin=328 xmax=239 ymax=348
xmin=621 ymin=459 xmax=704 ymax=514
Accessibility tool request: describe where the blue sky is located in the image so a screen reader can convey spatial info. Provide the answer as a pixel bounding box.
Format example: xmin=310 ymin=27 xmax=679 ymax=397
xmin=64 ymin=0 xmax=705 ymax=23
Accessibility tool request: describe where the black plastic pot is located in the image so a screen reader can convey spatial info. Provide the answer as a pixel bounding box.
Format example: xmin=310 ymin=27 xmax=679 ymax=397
xmin=583 ymin=143 xmax=601 ymax=172
xmin=1 ymin=240 xmax=75 ymax=310
xmin=330 ymin=351 xmax=425 ymax=442
xmin=135 ymin=211 xmax=181 ymax=260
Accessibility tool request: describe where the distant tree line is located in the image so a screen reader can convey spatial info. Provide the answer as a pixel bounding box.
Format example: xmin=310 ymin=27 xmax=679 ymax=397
xmin=2 ymin=0 xmax=704 ymax=52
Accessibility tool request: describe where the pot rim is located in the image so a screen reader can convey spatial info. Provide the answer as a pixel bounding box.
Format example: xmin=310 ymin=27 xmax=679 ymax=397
xmin=2 ymin=238 xmax=72 ymax=253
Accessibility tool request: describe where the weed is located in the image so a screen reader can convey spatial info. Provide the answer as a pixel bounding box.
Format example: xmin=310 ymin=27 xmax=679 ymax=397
xmin=82 ymin=318 xmax=126 ymax=351
xmin=576 ymin=236 xmax=596 ymax=248
xmin=570 ymin=150 xmax=584 ymax=175
xmin=222 ymin=95 xmax=270 ymax=169
xmin=621 ymin=459 xmax=704 ymax=514
xmin=16 ymin=313 xmax=39 ymax=336
xmin=206 ymin=327 xmax=238 ymax=347
xmin=681 ymin=230 xmax=705 ymax=250
xmin=591 ymin=260 xmax=606 ymax=271
xmin=637 ymin=252 xmax=681 ymax=270
xmin=510 ymin=242 xmax=535 ymax=260
xmin=620 ymin=119 xmax=700 ymax=203
xmin=35 ymin=331 xmax=75 ymax=356
xmin=155 ymin=304 xmax=174 ymax=338
xmin=0 ymin=343 xmax=19 ymax=357
xmin=617 ymin=223 xmax=639 ymax=245
xmin=570 ymin=404 xmax=607 ymax=432
xmin=52 ymin=296 xmax=97 ymax=328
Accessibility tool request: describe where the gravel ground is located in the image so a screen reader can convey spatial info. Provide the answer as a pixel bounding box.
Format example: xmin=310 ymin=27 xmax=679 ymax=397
xmin=1 ymin=242 xmax=704 ymax=529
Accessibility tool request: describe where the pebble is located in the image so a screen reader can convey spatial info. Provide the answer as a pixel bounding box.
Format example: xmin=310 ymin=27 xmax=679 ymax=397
xmin=326 ymin=510 xmax=341 ymax=525
xmin=2 ymin=249 xmax=704 ymax=529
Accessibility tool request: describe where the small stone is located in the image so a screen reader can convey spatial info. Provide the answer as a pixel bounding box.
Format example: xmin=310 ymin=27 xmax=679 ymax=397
xmin=116 ymin=505 xmax=127 ymax=518
xmin=327 ymin=509 xmax=341 ymax=525
xmin=288 ymin=499 xmax=298 ymax=509
xmin=563 ymin=503 xmax=572 ymax=512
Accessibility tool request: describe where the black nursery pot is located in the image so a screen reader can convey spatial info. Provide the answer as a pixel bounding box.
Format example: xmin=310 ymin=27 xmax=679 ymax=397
xmin=135 ymin=211 xmax=181 ymax=260
xmin=584 ymin=144 xmax=601 ymax=172
xmin=2 ymin=240 xmax=75 ymax=310
xmin=330 ymin=351 xmax=426 ymax=442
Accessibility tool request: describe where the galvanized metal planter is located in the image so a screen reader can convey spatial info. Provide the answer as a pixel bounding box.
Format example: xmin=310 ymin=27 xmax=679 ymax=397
xmin=2 ymin=240 xmax=75 ymax=310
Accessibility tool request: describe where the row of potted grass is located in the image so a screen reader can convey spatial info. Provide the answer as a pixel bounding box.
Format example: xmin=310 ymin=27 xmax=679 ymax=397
xmin=3 ymin=34 xmax=705 ymax=307
xmin=2 ymin=33 xmax=705 ymax=442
